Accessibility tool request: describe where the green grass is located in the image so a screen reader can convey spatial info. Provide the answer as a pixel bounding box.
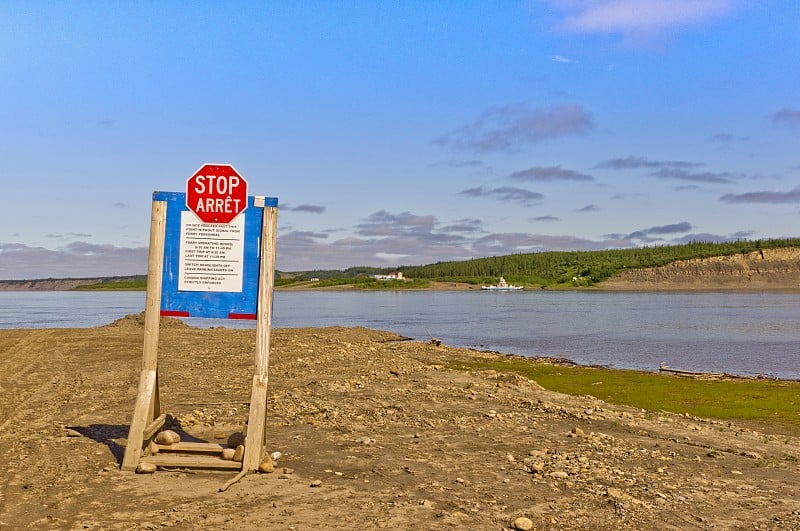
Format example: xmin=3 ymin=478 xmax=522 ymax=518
xmin=449 ymin=358 xmax=800 ymax=434
xmin=73 ymin=279 xmax=147 ymax=290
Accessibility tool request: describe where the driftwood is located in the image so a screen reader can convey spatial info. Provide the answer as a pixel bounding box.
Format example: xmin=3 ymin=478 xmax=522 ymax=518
xmin=659 ymin=363 xmax=725 ymax=379
xmin=219 ymin=469 xmax=250 ymax=492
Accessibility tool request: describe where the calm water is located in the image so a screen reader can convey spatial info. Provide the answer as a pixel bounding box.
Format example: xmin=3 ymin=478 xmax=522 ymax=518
xmin=1 ymin=290 xmax=798 ymax=379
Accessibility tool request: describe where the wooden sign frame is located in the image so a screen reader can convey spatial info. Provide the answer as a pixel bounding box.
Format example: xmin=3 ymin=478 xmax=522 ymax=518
xmin=121 ymin=194 xmax=278 ymax=474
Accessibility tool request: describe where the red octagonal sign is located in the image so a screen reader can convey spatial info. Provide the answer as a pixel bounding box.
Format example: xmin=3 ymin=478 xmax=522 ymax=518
xmin=186 ymin=163 xmax=248 ymax=224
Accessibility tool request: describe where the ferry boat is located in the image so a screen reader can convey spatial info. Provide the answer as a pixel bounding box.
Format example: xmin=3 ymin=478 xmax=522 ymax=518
xmin=481 ymin=277 xmax=524 ymax=291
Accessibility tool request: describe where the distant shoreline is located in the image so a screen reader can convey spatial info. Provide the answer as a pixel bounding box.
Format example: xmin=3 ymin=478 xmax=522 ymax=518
xmin=2 ymin=279 xmax=800 ymax=292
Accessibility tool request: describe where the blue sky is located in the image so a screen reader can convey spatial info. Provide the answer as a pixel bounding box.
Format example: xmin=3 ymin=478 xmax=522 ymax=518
xmin=1 ymin=1 xmax=798 ymax=279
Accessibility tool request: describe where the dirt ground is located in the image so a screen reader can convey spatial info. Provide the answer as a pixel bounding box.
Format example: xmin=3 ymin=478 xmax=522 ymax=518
xmin=1 ymin=315 xmax=799 ymax=530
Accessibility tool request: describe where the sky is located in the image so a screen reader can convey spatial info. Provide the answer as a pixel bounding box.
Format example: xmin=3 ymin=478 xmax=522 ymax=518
xmin=1 ymin=0 xmax=799 ymax=279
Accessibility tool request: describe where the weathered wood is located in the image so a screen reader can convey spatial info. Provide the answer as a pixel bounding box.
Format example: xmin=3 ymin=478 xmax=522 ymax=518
xmin=121 ymin=369 xmax=157 ymax=471
xmin=142 ymin=199 xmax=166 ymax=373
xmin=254 ymin=205 xmax=277 ymax=378
xmin=141 ymin=455 xmax=243 ymax=470
xmin=243 ymin=375 xmax=269 ymax=471
xmin=219 ymin=469 xmax=251 ymax=492
xmin=243 ymin=205 xmax=277 ymax=472
xmin=155 ymin=442 xmax=226 ymax=453
xmin=122 ymin=199 xmax=167 ymax=472
xmin=142 ymin=413 xmax=167 ymax=442
xmin=659 ymin=363 xmax=724 ymax=378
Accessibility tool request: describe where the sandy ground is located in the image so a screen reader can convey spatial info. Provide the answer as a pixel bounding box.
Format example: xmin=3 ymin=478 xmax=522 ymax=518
xmin=1 ymin=316 xmax=800 ymax=530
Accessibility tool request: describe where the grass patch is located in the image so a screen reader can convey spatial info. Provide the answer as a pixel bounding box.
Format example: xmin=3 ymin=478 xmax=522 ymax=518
xmin=449 ymin=357 xmax=800 ymax=435
xmin=74 ymin=279 xmax=147 ymax=290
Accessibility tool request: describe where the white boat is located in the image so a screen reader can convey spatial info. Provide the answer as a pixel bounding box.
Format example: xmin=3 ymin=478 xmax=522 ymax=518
xmin=481 ymin=277 xmax=523 ymax=291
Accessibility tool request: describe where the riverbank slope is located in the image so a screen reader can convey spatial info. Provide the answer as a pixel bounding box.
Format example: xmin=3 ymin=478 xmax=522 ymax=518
xmin=1 ymin=319 xmax=799 ymax=529
xmin=597 ymin=247 xmax=800 ymax=290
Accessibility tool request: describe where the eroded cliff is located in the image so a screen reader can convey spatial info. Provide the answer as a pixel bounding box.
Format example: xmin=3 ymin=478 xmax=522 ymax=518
xmin=599 ymin=247 xmax=800 ymax=290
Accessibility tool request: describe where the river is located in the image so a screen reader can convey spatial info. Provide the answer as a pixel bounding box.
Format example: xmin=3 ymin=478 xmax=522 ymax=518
xmin=1 ymin=290 xmax=798 ymax=379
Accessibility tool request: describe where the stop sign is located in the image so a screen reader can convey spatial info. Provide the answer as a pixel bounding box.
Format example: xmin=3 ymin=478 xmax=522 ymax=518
xmin=186 ymin=164 xmax=248 ymax=223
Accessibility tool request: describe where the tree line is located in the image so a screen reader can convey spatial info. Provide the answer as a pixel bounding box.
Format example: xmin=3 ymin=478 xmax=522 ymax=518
xmin=394 ymin=239 xmax=800 ymax=287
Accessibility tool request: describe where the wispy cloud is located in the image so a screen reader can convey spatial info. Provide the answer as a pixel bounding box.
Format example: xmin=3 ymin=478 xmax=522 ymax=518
xmin=277 ymin=211 xmax=477 ymax=270
xmin=44 ymin=232 xmax=93 ymax=239
xmin=771 ymin=107 xmax=800 ymax=127
xmin=531 ymin=215 xmax=559 ymax=222
xmin=509 ymin=165 xmax=594 ymax=182
xmin=576 ymin=204 xmax=600 ymax=212
xmin=355 ymin=211 xmax=437 ymax=237
xmin=649 ymin=168 xmax=736 ymax=184
xmin=707 ymin=133 xmax=750 ymax=143
xmin=433 ymin=102 xmax=593 ymax=153
xmin=471 ymin=232 xmax=629 ymax=255
xmin=720 ymin=185 xmax=800 ymax=204
xmin=596 ymin=156 xmax=735 ymax=183
xmin=551 ymin=54 xmax=577 ymax=63
xmin=546 ymin=0 xmax=735 ymax=40
xmin=595 ymin=156 xmax=701 ymax=171
xmin=459 ymin=186 xmax=544 ymax=206
xmin=283 ymin=203 xmax=326 ymax=214
xmin=624 ymin=222 xmax=692 ymax=240
xmin=438 ymin=218 xmax=485 ymax=233
xmin=0 ymin=242 xmax=147 ymax=279
xmin=430 ymin=159 xmax=485 ymax=168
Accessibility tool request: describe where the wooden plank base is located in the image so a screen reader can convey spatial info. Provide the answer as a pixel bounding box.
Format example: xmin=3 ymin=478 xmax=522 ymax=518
xmin=154 ymin=442 xmax=226 ymax=454
xmin=141 ymin=454 xmax=243 ymax=470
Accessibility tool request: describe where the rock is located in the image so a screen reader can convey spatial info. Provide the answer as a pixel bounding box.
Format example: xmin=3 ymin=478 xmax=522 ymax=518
xmin=549 ymin=471 xmax=568 ymax=479
xmin=221 ymin=448 xmax=236 ymax=460
xmin=270 ymin=451 xmax=282 ymax=461
xmin=227 ymin=431 xmax=246 ymax=448
xmin=65 ymin=428 xmax=82 ymax=437
xmin=136 ymin=462 xmax=157 ymax=474
xmin=607 ymin=487 xmax=635 ymax=503
xmin=528 ymin=462 xmax=545 ymax=474
xmin=511 ymin=516 xmax=534 ymax=530
xmin=570 ymin=426 xmax=585 ymax=438
xmin=310 ymin=479 xmax=322 ymax=487
xmin=233 ymin=445 xmax=245 ymax=462
xmin=258 ymin=457 xmax=275 ymax=473
xmin=355 ymin=436 xmax=374 ymax=445
xmin=156 ymin=430 xmax=180 ymax=445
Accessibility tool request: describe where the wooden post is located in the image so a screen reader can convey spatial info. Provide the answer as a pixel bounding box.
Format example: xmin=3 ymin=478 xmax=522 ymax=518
xmin=242 ymin=204 xmax=278 ymax=472
xmin=122 ymin=198 xmax=166 ymax=471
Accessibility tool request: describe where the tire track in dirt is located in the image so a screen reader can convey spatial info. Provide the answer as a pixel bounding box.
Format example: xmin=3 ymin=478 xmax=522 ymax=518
xmin=0 ymin=329 xmax=68 ymax=522
xmin=0 ymin=330 xmax=61 ymax=431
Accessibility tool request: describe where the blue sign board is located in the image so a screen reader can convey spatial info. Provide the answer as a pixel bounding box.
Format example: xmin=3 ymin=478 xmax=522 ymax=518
xmin=154 ymin=191 xmax=278 ymax=319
